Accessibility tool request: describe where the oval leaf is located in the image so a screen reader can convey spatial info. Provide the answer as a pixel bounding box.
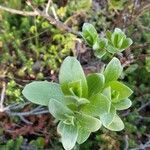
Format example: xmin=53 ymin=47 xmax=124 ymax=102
xmin=100 ymin=105 xmax=116 ymax=127
xmin=109 ymin=81 xmax=133 ymax=101
xmin=48 ymin=98 xmax=74 ymax=120
xmin=104 ymin=114 xmax=124 ymax=131
xmin=77 ymin=127 xmax=90 ymax=144
xmin=104 ymin=57 xmax=123 ymax=83
xmin=113 ymin=98 xmax=132 ymax=110
xmin=59 ymin=56 xmax=88 ymax=97
xmin=86 ymin=73 xmax=105 ymax=97
xmin=57 ymin=121 xmax=78 ymax=150
xmin=22 ymin=81 xmax=64 ymax=106
xmin=81 ymin=93 xmax=111 ymax=117
xmin=76 ymin=113 xmax=102 ymax=132
xmin=82 ymin=23 xmax=98 ymax=46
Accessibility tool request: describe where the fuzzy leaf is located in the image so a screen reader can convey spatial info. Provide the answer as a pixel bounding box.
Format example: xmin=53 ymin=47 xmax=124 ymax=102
xmin=76 ymin=113 xmax=102 ymax=132
xmin=22 ymin=81 xmax=64 ymax=106
xmin=81 ymin=93 xmax=111 ymax=117
xmin=82 ymin=23 xmax=98 ymax=46
xmin=104 ymin=57 xmax=123 ymax=83
xmin=102 ymin=86 xmax=111 ymax=100
xmin=113 ymin=98 xmax=132 ymax=110
xmin=104 ymin=114 xmax=124 ymax=131
xmin=109 ymin=81 xmax=133 ymax=101
xmin=59 ymin=56 xmax=88 ymax=97
xmin=106 ymin=43 xmax=118 ymax=53
xmin=100 ymin=105 xmax=116 ymax=126
xmin=48 ymin=98 xmax=74 ymax=120
xmin=86 ymin=73 xmax=105 ymax=97
xmin=77 ymin=127 xmax=90 ymax=144
xmin=120 ymin=38 xmax=133 ymax=50
xmin=57 ymin=121 xmax=78 ymax=150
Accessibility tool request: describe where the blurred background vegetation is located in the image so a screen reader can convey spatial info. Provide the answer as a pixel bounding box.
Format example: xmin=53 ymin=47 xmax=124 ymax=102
xmin=0 ymin=0 xmax=149 ymax=149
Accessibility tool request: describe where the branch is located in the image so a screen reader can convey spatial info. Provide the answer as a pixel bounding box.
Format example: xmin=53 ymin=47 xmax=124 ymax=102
xmin=26 ymin=1 xmax=79 ymax=35
xmin=0 ymin=2 xmax=80 ymax=36
xmin=45 ymin=0 xmax=51 ymax=15
xmin=0 ymin=81 xmax=6 ymax=112
xmin=0 ymin=5 xmax=38 ymax=16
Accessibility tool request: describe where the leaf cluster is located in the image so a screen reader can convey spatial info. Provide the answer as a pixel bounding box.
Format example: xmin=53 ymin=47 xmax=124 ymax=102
xmin=81 ymin=23 xmax=133 ymax=58
xmin=22 ymin=56 xmax=133 ymax=150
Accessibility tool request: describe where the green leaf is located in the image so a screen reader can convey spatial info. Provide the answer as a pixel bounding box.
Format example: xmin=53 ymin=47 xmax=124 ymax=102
xmin=59 ymin=56 xmax=88 ymax=97
xmin=106 ymin=30 xmax=112 ymax=41
xmin=68 ymin=80 xmax=82 ymax=97
xmin=82 ymin=23 xmax=98 ymax=46
xmin=93 ymin=38 xmax=108 ymax=58
xmin=22 ymin=81 xmax=64 ymax=106
xmin=106 ymin=43 xmax=118 ymax=53
xmin=102 ymin=86 xmax=111 ymax=100
xmin=109 ymin=81 xmax=133 ymax=101
xmin=48 ymin=98 xmax=74 ymax=120
xmin=86 ymin=73 xmax=105 ymax=97
xmin=104 ymin=57 xmax=123 ymax=83
xmin=120 ymin=38 xmax=133 ymax=50
xmin=104 ymin=114 xmax=124 ymax=131
xmin=77 ymin=127 xmax=90 ymax=144
xmin=76 ymin=113 xmax=102 ymax=132
xmin=94 ymin=49 xmax=106 ymax=58
xmin=93 ymin=38 xmax=108 ymax=50
xmin=81 ymin=93 xmax=111 ymax=117
xmin=65 ymin=95 xmax=90 ymax=106
xmin=113 ymin=98 xmax=132 ymax=110
xmin=100 ymin=105 xmax=116 ymax=127
xmin=57 ymin=121 xmax=78 ymax=150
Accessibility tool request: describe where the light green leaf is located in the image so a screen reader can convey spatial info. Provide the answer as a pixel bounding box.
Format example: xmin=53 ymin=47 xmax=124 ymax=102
xmin=104 ymin=114 xmax=124 ymax=131
xmin=109 ymin=81 xmax=133 ymax=101
xmin=93 ymin=38 xmax=108 ymax=50
xmin=76 ymin=113 xmax=102 ymax=132
xmin=82 ymin=23 xmax=98 ymax=46
xmin=65 ymin=95 xmax=90 ymax=106
xmin=106 ymin=30 xmax=112 ymax=41
xmin=94 ymin=49 xmax=106 ymax=58
xmin=102 ymin=86 xmax=111 ymax=100
xmin=22 ymin=81 xmax=64 ymax=106
xmin=120 ymin=38 xmax=133 ymax=50
xmin=93 ymin=38 xmax=107 ymax=58
xmin=106 ymin=43 xmax=118 ymax=53
xmin=77 ymin=127 xmax=90 ymax=144
xmin=113 ymin=98 xmax=132 ymax=110
xmin=57 ymin=121 xmax=78 ymax=150
xmin=68 ymin=80 xmax=82 ymax=97
xmin=48 ymin=98 xmax=74 ymax=120
xmin=81 ymin=93 xmax=111 ymax=117
xmin=59 ymin=56 xmax=88 ymax=97
xmin=104 ymin=57 xmax=123 ymax=83
xmin=100 ymin=105 xmax=116 ymax=126
xmin=86 ymin=73 xmax=105 ymax=97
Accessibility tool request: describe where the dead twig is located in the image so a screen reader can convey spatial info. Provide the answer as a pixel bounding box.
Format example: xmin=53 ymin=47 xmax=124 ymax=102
xmin=0 ymin=5 xmax=38 ymax=16
xmin=0 ymin=81 xmax=6 ymax=112
xmin=0 ymin=1 xmax=79 ymax=36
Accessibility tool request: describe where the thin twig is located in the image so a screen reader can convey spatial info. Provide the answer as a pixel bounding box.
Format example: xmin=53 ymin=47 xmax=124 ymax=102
xmin=50 ymin=5 xmax=59 ymax=21
xmin=137 ymin=101 xmax=150 ymax=112
xmin=124 ymin=135 xmax=129 ymax=150
xmin=45 ymin=0 xmax=51 ymax=15
xmin=26 ymin=0 xmax=79 ymax=35
xmin=0 ymin=2 xmax=79 ymax=36
xmin=0 ymin=81 xmax=6 ymax=112
xmin=0 ymin=5 xmax=38 ymax=16
xmin=5 ymin=105 xmax=49 ymax=117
